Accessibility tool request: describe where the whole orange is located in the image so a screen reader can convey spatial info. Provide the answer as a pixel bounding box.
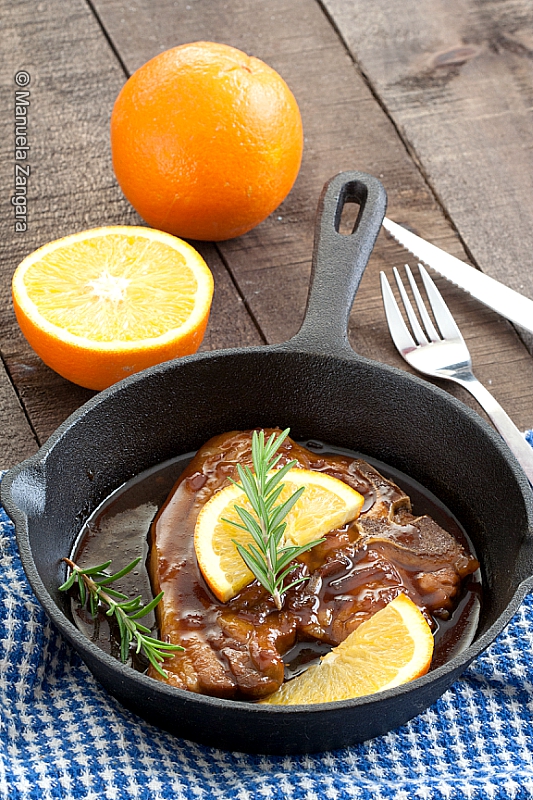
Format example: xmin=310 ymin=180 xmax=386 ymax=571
xmin=110 ymin=41 xmax=304 ymax=241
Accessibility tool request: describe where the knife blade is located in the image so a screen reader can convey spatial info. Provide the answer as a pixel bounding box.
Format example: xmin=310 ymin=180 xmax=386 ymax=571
xmin=382 ymin=217 xmax=533 ymax=336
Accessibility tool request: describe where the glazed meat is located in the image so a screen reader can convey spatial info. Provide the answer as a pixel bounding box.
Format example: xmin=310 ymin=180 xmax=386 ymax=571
xmin=148 ymin=430 xmax=479 ymax=699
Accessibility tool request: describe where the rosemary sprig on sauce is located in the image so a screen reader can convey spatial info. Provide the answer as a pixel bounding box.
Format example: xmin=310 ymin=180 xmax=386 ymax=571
xmin=59 ymin=557 xmax=182 ymax=676
xmin=225 ymin=428 xmax=325 ymax=610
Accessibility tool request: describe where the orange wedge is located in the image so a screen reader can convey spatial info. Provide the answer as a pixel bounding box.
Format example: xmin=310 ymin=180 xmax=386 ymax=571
xmin=12 ymin=226 xmax=214 ymax=390
xmin=261 ymin=593 xmax=434 ymax=704
xmin=194 ymin=468 xmax=364 ymax=603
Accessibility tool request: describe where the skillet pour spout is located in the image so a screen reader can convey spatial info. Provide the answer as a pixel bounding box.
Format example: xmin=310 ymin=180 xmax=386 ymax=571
xmin=3 ymin=171 xmax=533 ymax=754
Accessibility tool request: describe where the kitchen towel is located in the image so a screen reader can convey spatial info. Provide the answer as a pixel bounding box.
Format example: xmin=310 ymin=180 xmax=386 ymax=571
xmin=1 ymin=470 xmax=532 ymax=800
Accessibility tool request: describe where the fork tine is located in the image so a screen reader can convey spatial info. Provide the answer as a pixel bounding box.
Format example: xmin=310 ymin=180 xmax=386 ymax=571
xmin=404 ymin=264 xmax=440 ymax=342
xmin=392 ymin=267 xmax=429 ymax=345
xmin=417 ymin=264 xmax=464 ymax=341
xmin=380 ymin=272 xmax=417 ymax=354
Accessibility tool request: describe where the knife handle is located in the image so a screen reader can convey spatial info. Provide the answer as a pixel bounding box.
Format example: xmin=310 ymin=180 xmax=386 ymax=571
xmin=456 ymin=374 xmax=533 ymax=485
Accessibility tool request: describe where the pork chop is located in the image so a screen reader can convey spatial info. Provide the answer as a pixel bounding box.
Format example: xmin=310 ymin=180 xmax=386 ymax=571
xmin=148 ymin=430 xmax=479 ymax=699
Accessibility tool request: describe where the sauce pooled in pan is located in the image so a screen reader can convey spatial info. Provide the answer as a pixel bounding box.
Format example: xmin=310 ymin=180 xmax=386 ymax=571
xmin=72 ymin=430 xmax=481 ymax=700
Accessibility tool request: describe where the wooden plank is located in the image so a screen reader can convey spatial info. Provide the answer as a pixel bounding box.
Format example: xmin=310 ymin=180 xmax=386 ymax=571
xmin=0 ymin=365 xmax=38 ymax=467
xmin=0 ymin=0 xmax=261 ymax=446
xmin=322 ymin=0 xmax=533 ymax=350
xmin=91 ymin=0 xmax=533 ymax=431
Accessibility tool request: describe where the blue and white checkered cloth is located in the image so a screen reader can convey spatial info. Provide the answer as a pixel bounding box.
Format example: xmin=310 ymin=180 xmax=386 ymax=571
xmin=2 ymin=465 xmax=533 ymax=800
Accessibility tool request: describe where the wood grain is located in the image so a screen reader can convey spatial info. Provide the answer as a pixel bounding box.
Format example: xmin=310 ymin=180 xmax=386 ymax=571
xmin=2 ymin=0 xmax=533 ymax=464
xmin=0 ymin=0 xmax=261 ymax=448
xmin=0 ymin=366 xmax=38 ymax=467
xmin=322 ymin=0 xmax=533 ymax=350
xmin=92 ymin=0 xmax=533 ymax=430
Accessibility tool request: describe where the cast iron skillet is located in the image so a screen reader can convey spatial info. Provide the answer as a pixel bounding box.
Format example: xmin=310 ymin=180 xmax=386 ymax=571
xmin=3 ymin=171 xmax=533 ymax=754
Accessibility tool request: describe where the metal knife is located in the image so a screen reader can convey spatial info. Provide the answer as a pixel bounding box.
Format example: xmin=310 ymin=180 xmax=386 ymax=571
xmin=382 ymin=217 xmax=533 ymax=336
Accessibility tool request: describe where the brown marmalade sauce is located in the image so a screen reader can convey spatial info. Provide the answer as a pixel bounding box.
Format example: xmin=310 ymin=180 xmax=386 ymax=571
xmin=70 ymin=440 xmax=481 ymax=683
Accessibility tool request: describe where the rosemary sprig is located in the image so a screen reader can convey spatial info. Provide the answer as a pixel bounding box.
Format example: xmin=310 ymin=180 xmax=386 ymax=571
xmin=59 ymin=557 xmax=182 ymax=677
xmin=225 ymin=428 xmax=325 ymax=610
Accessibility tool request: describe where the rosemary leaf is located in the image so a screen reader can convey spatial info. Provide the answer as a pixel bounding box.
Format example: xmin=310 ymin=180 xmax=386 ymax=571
xmin=96 ymin=557 xmax=141 ymax=585
xmin=115 ymin=605 xmax=126 ymax=639
xmin=231 ymin=506 xmax=263 ymax=540
xmin=58 ymin=572 xmax=77 ymax=592
xmin=233 ymin=468 xmax=261 ymax=513
xmin=120 ymin=620 xmax=131 ymax=664
xmin=80 ymin=560 xmax=113 ymax=575
xmin=275 ymin=548 xmax=307 ymax=572
xmin=129 ymin=590 xmax=165 ymax=620
xmin=101 ymin=586 xmax=129 ymax=601
xmin=269 ymin=487 xmax=305 ymax=529
xmin=78 ymin=575 xmax=87 ymax=607
xmin=263 ymin=483 xmax=284 ymax=513
xmin=279 ymin=576 xmax=310 ymax=594
xmin=234 ymin=543 xmax=269 ymax=585
xmin=89 ymin=592 xmax=99 ymax=618
xmin=264 ymin=461 xmax=292 ymax=492
xmin=144 ymin=644 xmax=174 ymax=678
xmin=272 ymin=520 xmax=287 ymax=541
xmin=133 ymin=622 xmax=152 ymax=635
xmin=275 ymin=561 xmax=305 ymax=584
xmin=60 ymin=557 xmax=183 ymax=674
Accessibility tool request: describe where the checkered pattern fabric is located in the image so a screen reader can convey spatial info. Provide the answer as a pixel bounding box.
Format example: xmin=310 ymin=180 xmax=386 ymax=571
xmin=1 ymin=471 xmax=533 ymax=800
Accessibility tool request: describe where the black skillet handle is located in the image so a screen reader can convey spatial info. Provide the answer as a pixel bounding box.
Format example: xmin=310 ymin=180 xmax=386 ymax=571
xmin=287 ymin=171 xmax=387 ymax=355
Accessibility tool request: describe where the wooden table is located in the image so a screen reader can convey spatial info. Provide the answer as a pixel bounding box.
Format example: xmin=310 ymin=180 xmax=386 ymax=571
xmin=2 ymin=0 xmax=533 ymax=469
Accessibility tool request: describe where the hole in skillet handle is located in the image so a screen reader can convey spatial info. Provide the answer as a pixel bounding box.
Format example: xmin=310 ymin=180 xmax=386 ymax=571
xmin=338 ymin=197 xmax=365 ymax=236
xmin=289 ymin=170 xmax=387 ymax=356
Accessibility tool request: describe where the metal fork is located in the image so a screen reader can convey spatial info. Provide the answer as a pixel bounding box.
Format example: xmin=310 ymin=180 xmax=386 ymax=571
xmin=380 ymin=263 xmax=533 ymax=484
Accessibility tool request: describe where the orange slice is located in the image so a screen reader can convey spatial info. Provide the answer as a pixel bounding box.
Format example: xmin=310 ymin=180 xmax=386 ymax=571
xmin=194 ymin=468 xmax=364 ymax=602
xmin=12 ymin=226 xmax=214 ymax=390
xmin=261 ymin=593 xmax=434 ymax=705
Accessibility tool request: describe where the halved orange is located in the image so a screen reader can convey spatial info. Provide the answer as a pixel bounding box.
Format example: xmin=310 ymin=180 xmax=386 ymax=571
xmin=261 ymin=593 xmax=434 ymax=704
xmin=12 ymin=226 xmax=214 ymax=390
xmin=194 ymin=468 xmax=364 ymax=602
